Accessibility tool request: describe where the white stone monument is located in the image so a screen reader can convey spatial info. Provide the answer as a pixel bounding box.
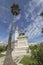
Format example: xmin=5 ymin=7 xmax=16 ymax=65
xmin=12 ymin=27 xmax=28 ymax=57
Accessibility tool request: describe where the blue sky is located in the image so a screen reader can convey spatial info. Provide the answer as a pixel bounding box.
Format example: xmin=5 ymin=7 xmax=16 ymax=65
xmin=0 ymin=0 xmax=43 ymax=43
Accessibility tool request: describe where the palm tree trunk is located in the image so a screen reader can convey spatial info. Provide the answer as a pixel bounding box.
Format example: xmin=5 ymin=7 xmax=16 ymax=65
xmin=3 ymin=20 xmax=17 ymax=65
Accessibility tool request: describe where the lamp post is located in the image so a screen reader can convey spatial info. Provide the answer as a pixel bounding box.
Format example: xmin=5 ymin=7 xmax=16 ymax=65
xmin=3 ymin=3 xmax=20 ymax=65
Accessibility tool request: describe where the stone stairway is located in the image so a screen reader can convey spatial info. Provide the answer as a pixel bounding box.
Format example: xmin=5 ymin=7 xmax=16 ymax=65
xmin=13 ymin=56 xmax=24 ymax=64
xmin=0 ymin=56 xmax=24 ymax=65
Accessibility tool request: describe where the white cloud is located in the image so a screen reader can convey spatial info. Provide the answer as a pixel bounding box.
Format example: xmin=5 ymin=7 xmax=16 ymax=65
xmin=24 ymin=0 xmax=43 ymax=40
xmin=12 ymin=14 xmax=21 ymax=23
xmin=0 ymin=6 xmax=10 ymax=12
xmin=16 ymin=14 xmax=21 ymax=20
xmin=7 ymin=14 xmax=21 ymax=34
xmin=3 ymin=20 xmax=7 ymax=23
xmin=24 ymin=0 xmax=43 ymax=20
xmin=26 ymin=23 xmax=41 ymax=39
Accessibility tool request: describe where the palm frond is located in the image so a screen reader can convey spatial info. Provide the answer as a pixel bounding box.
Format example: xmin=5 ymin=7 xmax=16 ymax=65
xmin=40 ymin=12 xmax=43 ymax=17
xmin=11 ymin=3 xmax=21 ymax=16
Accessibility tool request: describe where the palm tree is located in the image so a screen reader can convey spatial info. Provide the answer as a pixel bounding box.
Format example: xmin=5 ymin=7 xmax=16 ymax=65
xmin=41 ymin=28 xmax=43 ymax=33
xmin=3 ymin=3 xmax=20 ymax=65
xmin=40 ymin=12 xmax=43 ymax=33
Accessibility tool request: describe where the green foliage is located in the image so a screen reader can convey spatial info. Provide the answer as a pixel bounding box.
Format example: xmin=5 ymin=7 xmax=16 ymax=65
xmin=0 ymin=54 xmax=5 ymax=57
xmin=0 ymin=46 xmax=5 ymax=53
xmin=27 ymin=46 xmax=29 ymax=53
xmin=35 ymin=43 xmax=43 ymax=65
xmin=36 ymin=48 xmax=43 ymax=65
xmin=20 ymin=56 xmax=37 ymax=65
xmin=31 ymin=43 xmax=43 ymax=65
xmin=29 ymin=45 xmax=38 ymax=58
xmin=29 ymin=45 xmax=38 ymax=50
xmin=41 ymin=28 xmax=43 ymax=33
xmin=11 ymin=3 xmax=20 ymax=15
xmin=40 ymin=12 xmax=43 ymax=16
xmin=0 ymin=45 xmax=6 ymax=57
xmin=0 ymin=45 xmax=7 ymax=53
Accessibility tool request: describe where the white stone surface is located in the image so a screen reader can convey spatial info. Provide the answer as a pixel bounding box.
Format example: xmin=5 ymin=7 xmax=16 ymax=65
xmin=12 ymin=27 xmax=28 ymax=57
xmin=15 ymin=27 xmax=19 ymax=40
xmin=0 ymin=55 xmax=24 ymax=65
xmin=0 ymin=57 xmax=5 ymax=65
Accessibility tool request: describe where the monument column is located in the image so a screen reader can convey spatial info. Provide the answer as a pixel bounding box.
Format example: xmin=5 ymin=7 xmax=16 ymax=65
xmin=15 ymin=27 xmax=19 ymax=41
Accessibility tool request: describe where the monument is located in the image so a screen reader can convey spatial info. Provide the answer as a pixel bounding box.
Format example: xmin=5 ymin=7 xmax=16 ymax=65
xmin=12 ymin=27 xmax=28 ymax=57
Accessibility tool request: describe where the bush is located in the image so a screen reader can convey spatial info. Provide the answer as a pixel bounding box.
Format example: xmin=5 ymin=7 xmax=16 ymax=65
xmin=0 ymin=45 xmax=7 ymax=53
xmin=31 ymin=43 xmax=43 ymax=65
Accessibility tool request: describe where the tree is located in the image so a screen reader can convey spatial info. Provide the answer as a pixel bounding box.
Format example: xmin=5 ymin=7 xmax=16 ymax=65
xmin=30 ymin=45 xmax=38 ymax=58
xmin=40 ymin=12 xmax=43 ymax=34
xmin=35 ymin=47 xmax=43 ymax=65
xmin=41 ymin=28 xmax=43 ymax=33
xmin=0 ymin=46 xmax=4 ymax=53
xmin=3 ymin=3 xmax=21 ymax=65
xmin=31 ymin=43 xmax=43 ymax=65
xmin=0 ymin=45 xmax=7 ymax=53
